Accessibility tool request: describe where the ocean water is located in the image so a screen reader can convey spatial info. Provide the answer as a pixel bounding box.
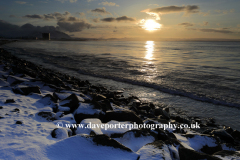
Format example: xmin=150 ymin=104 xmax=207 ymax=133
xmin=3 ymin=40 xmax=240 ymax=130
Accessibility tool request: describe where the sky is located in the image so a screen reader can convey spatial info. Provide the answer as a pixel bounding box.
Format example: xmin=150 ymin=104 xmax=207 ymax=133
xmin=0 ymin=0 xmax=240 ymax=40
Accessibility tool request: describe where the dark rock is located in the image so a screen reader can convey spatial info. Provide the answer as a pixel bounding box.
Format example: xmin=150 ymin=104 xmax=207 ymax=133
xmin=211 ymin=129 xmax=234 ymax=143
xmin=0 ymin=106 xmax=3 ymax=109
xmin=213 ymin=150 xmax=240 ymax=157
xmin=154 ymin=108 xmax=170 ymax=120
xmin=6 ymin=75 xmax=24 ymax=85
xmin=60 ymin=94 xmax=79 ymax=112
xmin=43 ymin=94 xmax=58 ymax=103
xmin=92 ymin=94 xmax=106 ymax=102
xmin=93 ymin=99 xmax=113 ymax=112
xmin=37 ymin=111 xmax=55 ymax=121
xmin=0 ymin=116 xmax=4 ymax=119
xmin=231 ymin=130 xmax=240 ymax=140
xmin=16 ymin=121 xmax=23 ymax=124
xmin=92 ymin=134 xmax=133 ymax=152
xmin=5 ymin=99 xmax=15 ymax=103
xmin=223 ymin=126 xmax=234 ymax=134
xmin=74 ymin=113 xmax=101 ymax=124
xmin=11 ymin=108 xmax=20 ymax=112
xmin=103 ymin=110 xmax=143 ymax=124
xmin=13 ymin=86 xmax=41 ymax=95
xmin=156 ymin=129 xmax=170 ymax=141
xmin=200 ymin=144 xmax=222 ymax=155
xmin=179 ymin=147 xmax=221 ymax=160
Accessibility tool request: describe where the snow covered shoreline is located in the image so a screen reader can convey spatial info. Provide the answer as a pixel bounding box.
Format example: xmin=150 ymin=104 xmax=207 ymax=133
xmin=0 ymin=41 xmax=240 ymax=160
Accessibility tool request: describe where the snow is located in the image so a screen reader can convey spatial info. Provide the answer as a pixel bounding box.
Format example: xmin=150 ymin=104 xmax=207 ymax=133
xmin=174 ymin=133 xmax=218 ymax=152
xmin=137 ymin=144 xmax=172 ymax=160
xmin=74 ymin=103 xmax=102 ymax=115
xmin=46 ymin=134 xmax=139 ymax=160
xmin=114 ymin=131 xmax=155 ymax=152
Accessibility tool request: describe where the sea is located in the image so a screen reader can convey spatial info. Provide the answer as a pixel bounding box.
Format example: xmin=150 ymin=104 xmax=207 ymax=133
xmin=3 ymin=40 xmax=240 ymax=130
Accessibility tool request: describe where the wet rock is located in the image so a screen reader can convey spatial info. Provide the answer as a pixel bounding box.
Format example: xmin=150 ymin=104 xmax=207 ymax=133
xmin=231 ymin=130 xmax=240 ymax=140
xmin=179 ymin=147 xmax=221 ymax=160
xmin=51 ymin=128 xmax=69 ymax=139
xmin=211 ymin=129 xmax=234 ymax=143
xmin=154 ymin=108 xmax=170 ymax=120
xmin=103 ymin=110 xmax=143 ymax=124
xmin=5 ymin=99 xmax=15 ymax=103
xmin=16 ymin=121 xmax=23 ymax=124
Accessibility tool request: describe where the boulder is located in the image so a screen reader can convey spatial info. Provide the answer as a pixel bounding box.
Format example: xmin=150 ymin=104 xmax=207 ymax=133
xmin=178 ymin=147 xmax=221 ymax=160
xmin=51 ymin=128 xmax=69 ymax=139
xmin=59 ymin=93 xmax=79 ymax=112
xmin=231 ymin=130 xmax=240 ymax=140
xmin=211 ymin=129 xmax=234 ymax=143
xmin=13 ymin=86 xmax=41 ymax=95
xmin=5 ymin=99 xmax=15 ymax=103
xmin=103 ymin=110 xmax=143 ymax=124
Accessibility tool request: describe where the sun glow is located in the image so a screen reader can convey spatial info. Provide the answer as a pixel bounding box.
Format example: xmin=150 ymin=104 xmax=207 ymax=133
xmin=142 ymin=19 xmax=161 ymax=31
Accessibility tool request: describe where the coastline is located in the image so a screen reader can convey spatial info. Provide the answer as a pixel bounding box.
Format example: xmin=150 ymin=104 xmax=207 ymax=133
xmin=0 ymin=40 xmax=240 ymax=159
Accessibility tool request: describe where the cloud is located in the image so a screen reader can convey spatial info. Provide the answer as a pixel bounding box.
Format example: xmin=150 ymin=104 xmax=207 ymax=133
xmin=57 ymin=21 xmax=91 ymax=32
xmin=203 ymin=21 xmax=208 ymax=26
xmin=178 ymin=22 xmax=194 ymax=27
xmin=22 ymin=12 xmax=91 ymax=33
xmin=15 ymin=1 xmax=27 ymax=4
xmin=55 ymin=0 xmax=77 ymax=3
xmin=23 ymin=14 xmax=44 ymax=19
xmin=215 ymin=9 xmax=234 ymax=14
xmin=9 ymin=15 xmax=17 ymax=18
xmin=91 ymin=7 xmax=111 ymax=15
xmin=142 ymin=5 xmax=199 ymax=19
xmin=92 ymin=18 xmax=100 ymax=23
xmin=101 ymin=16 xmax=135 ymax=22
xmin=76 ymin=12 xmax=85 ymax=16
xmin=148 ymin=4 xmax=159 ymax=7
xmin=98 ymin=1 xmax=119 ymax=7
xmin=188 ymin=28 xmax=235 ymax=34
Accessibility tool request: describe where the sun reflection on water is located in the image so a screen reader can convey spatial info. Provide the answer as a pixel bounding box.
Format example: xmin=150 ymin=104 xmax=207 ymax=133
xmin=145 ymin=41 xmax=154 ymax=60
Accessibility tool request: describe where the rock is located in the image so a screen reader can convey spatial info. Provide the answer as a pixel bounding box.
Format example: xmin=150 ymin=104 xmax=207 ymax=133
xmin=6 ymin=75 xmax=26 ymax=85
xmin=137 ymin=140 xmax=173 ymax=160
xmin=59 ymin=93 xmax=79 ymax=112
xmin=211 ymin=129 xmax=234 ymax=143
xmin=93 ymin=99 xmax=113 ymax=112
xmin=103 ymin=110 xmax=143 ymax=124
xmin=178 ymin=147 xmax=221 ymax=160
xmin=51 ymin=128 xmax=69 ymax=139
xmin=92 ymin=93 xmax=106 ymax=102
xmin=231 ymin=130 xmax=240 ymax=140
xmin=0 ymin=106 xmax=3 ymax=109
xmin=223 ymin=126 xmax=234 ymax=134
xmin=37 ymin=111 xmax=56 ymax=121
xmin=5 ymin=99 xmax=15 ymax=103
xmin=16 ymin=121 xmax=23 ymax=124
xmin=213 ymin=150 xmax=240 ymax=159
xmin=0 ymin=116 xmax=4 ymax=119
xmin=11 ymin=108 xmax=20 ymax=112
xmin=12 ymin=86 xmax=41 ymax=95
xmin=154 ymin=108 xmax=170 ymax=120
xmin=200 ymin=144 xmax=222 ymax=155
xmin=74 ymin=103 xmax=103 ymax=124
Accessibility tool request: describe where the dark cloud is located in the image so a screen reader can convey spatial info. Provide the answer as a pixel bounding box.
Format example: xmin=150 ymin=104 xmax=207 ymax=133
xmin=101 ymin=17 xmax=115 ymax=22
xmin=23 ymin=14 xmax=43 ymax=19
xmin=188 ymin=28 xmax=235 ymax=34
xmin=91 ymin=7 xmax=111 ymax=15
xmin=21 ymin=12 xmax=92 ymax=32
xmin=178 ymin=22 xmax=194 ymax=27
xmin=0 ymin=20 xmax=70 ymax=38
xmin=142 ymin=5 xmax=199 ymax=14
xmin=57 ymin=21 xmax=91 ymax=32
xmin=101 ymin=16 xmax=135 ymax=22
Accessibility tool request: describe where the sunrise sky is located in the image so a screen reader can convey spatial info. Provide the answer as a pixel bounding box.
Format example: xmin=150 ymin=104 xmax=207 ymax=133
xmin=0 ymin=0 xmax=240 ymax=40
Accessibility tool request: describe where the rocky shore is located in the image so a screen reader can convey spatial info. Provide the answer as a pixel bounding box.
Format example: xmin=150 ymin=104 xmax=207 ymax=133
xmin=0 ymin=41 xmax=240 ymax=160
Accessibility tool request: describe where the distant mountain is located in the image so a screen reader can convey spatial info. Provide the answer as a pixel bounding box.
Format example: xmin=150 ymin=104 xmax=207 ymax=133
xmin=30 ymin=31 xmax=71 ymax=39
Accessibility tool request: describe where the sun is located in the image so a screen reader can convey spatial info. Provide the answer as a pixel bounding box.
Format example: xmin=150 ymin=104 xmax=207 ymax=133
xmin=142 ymin=19 xmax=161 ymax=31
